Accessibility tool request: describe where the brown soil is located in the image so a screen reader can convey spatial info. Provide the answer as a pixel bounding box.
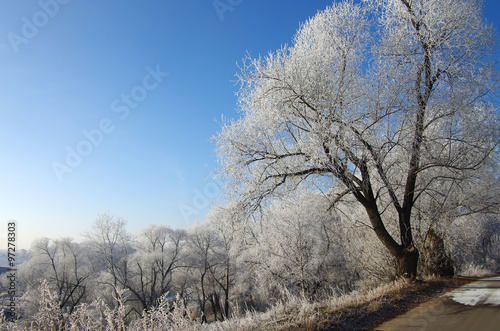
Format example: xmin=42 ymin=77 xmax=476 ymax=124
xmin=300 ymin=277 xmax=479 ymax=331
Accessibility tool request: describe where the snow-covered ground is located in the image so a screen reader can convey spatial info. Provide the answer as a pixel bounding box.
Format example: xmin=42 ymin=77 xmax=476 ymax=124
xmin=445 ymin=276 xmax=500 ymax=306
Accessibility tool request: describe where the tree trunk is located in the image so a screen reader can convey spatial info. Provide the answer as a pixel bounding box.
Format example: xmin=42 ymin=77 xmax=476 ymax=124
xmin=224 ymin=260 xmax=230 ymax=319
xmin=209 ymin=293 xmax=219 ymax=322
xmin=363 ymin=202 xmax=419 ymax=278
xmin=199 ymin=272 xmax=207 ymax=323
xmin=396 ymin=247 xmax=419 ymax=278
xmin=421 ymin=228 xmax=454 ymax=277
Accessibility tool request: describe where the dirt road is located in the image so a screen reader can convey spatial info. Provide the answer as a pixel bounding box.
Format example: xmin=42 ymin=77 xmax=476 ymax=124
xmin=374 ymin=276 xmax=500 ymax=331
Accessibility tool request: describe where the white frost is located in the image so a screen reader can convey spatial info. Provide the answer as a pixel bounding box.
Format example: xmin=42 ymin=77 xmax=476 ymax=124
xmin=445 ymin=277 xmax=500 ymax=306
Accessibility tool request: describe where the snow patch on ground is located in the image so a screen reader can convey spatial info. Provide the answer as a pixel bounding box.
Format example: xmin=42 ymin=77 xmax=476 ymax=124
xmin=445 ymin=277 xmax=500 ymax=306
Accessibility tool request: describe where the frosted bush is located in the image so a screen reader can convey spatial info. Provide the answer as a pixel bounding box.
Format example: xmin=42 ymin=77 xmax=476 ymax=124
xmin=457 ymin=264 xmax=494 ymax=278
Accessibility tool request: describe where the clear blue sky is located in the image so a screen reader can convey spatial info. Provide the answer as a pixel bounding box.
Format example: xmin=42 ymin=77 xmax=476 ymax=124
xmin=0 ymin=0 xmax=499 ymax=249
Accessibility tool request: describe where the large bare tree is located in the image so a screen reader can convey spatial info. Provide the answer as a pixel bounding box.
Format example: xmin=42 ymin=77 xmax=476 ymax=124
xmin=215 ymin=0 xmax=499 ymax=277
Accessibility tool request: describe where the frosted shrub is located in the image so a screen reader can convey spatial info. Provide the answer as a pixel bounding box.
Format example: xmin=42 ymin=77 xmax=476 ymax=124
xmin=28 ymin=280 xmax=65 ymax=330
xmin=2 ymin=282 xmax=203 ymax=331
xmin=129 ymin=295 xmax=199 ymax=331
xmin=64 ymin=300 xmax=108 ymax=331
xmin=457 ymin=264 xmax=494 ymax=278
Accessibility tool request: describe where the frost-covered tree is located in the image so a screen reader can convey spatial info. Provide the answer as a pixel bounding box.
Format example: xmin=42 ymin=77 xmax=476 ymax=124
xmin=127 ymin=225 xmax=187 ymax=310
xmin=205 ymin=203 xmax=246 ymax=319
xmin=183 ymin=224 xmax=225 ymax=322
xmin=19 ymin=238 xmax=94 ymax=314
xmin=215 ymin=0 xmax=499 ymax=277
xmin=241 ymin=191 xmax=354 ymax=301
xmin=86 ymin=215 xmax=188 ymax=312
xmin=445 ymin=214 xmax=500 ymax=274
xmin=85 ymin=214 xmax=135 ymax=307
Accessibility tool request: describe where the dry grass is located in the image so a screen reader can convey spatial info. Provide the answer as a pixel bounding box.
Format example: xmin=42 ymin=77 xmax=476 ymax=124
xmin=294 ymin=276 xmax=477 ymax=330
xmin=218 ymin=276 xmax=477 ymax=331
